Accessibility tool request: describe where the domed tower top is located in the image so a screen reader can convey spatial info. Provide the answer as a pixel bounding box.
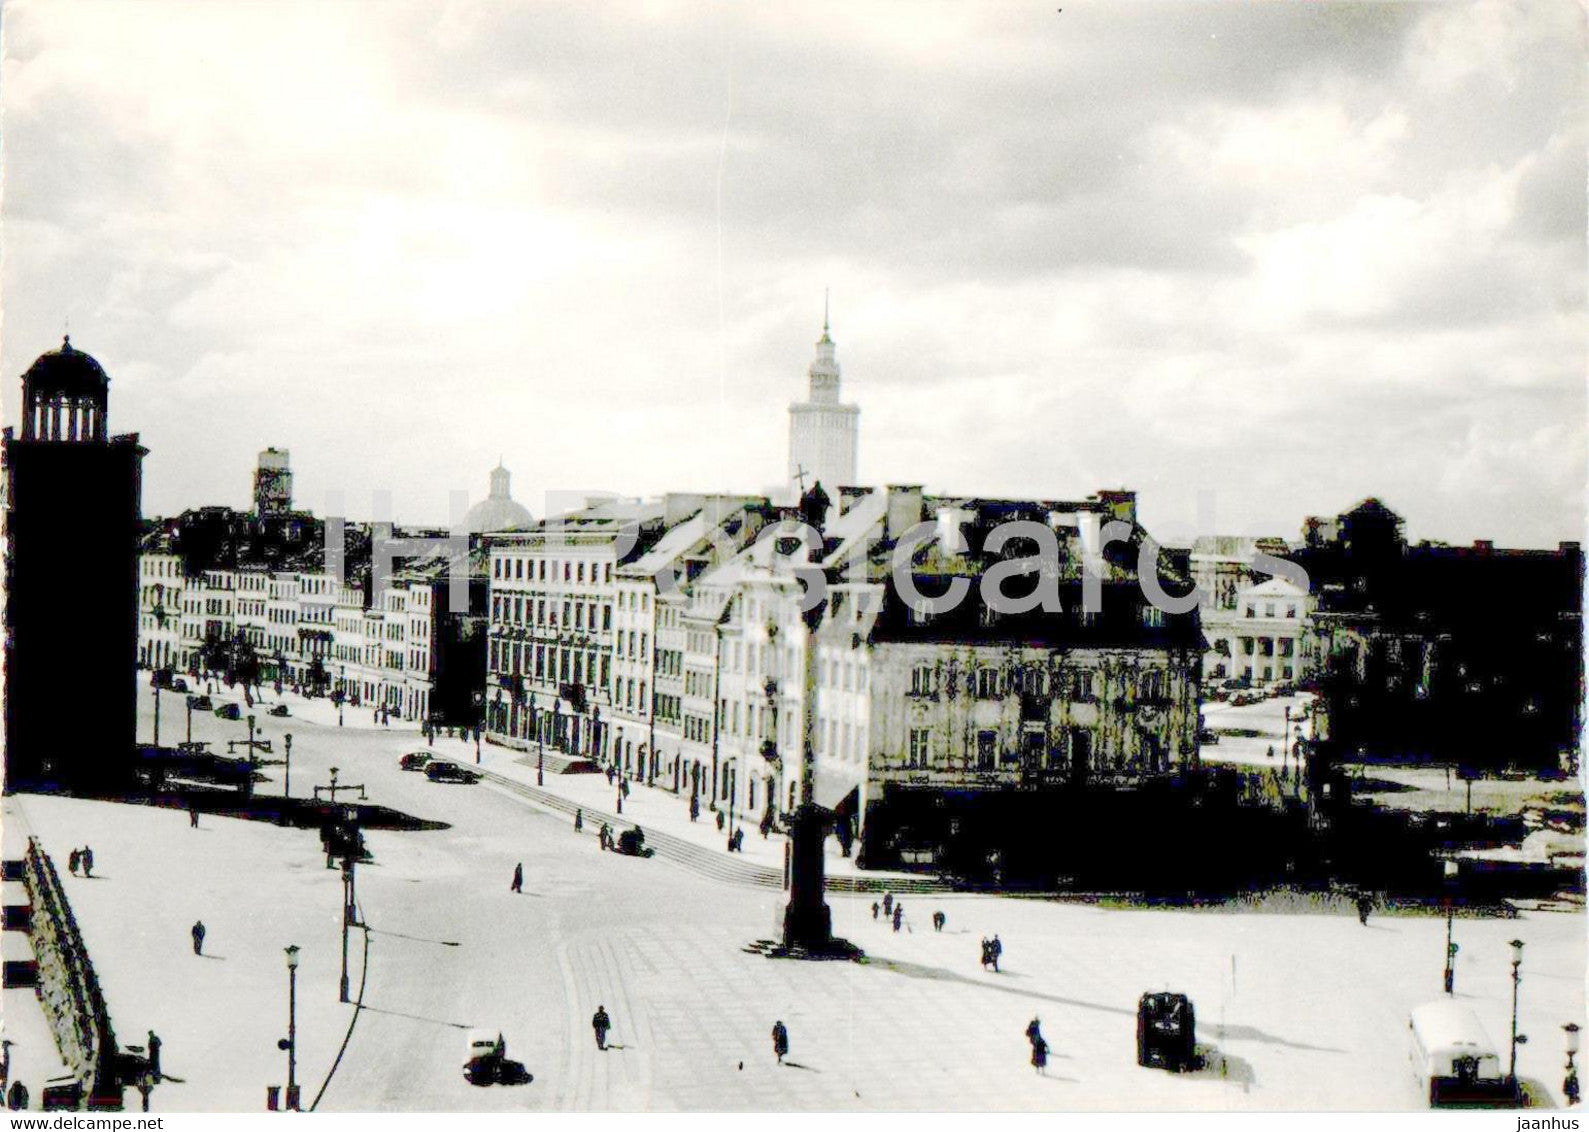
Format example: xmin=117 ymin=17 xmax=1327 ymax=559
xmin=461 ymin=462 xmax=534 ymax=534
xmin=20 ymin=336 xmax=111 ymax=442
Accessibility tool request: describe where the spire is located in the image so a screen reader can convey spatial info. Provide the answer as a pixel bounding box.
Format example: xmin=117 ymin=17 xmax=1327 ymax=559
xmin=820 ymin=288 xmax=831 ymax=344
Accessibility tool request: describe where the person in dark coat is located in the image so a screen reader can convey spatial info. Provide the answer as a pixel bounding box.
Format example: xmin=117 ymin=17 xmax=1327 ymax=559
xmin=1025 ymin=1017 xmax=1048 ymax=1069
xmin=189 ymin=808 xmax=200 ymax=828
xmin=598 ymin=823 xmax=613 ymax=851
xmin=892 ymin=904 xmax=904 ymax=932
xmin=511 ymin=863 xmax=523 ymax=893
xmin=689 ymin=794 xmax=701 ymax=822
xmin=1356 ymin=894 xmax=1372 ymax=926
xmin=574 ymin=809 xmax=583 ymax=833
xmin=147 ymin=1031 xmax=162 ymax=1082
xmin=8 ymin=1079 xmax=27 ymax=1110
xmin=771 ymin=1020 xmax=789 ymax=1064
xmin=990 ymin=934 xmax=1003 ymax=972
xmin=759 ymin=812 xmax=772 ymax=839
xmin=932 ymin=910 xmax=946 ymax=932
xmin=82 ymin=847 xmax=94 ymax=877
xmin=881 ymin=892 xmax=894 ymax=919
xmin=68 ymin=849 xmax=80 ymax=875
xmin=592 ymin=1006 xmax=611 ymax=1050
xmin=871 ymin=902 xmax=880 ymax=920
xmin=191 ymin=920 xmax=206 ymax=955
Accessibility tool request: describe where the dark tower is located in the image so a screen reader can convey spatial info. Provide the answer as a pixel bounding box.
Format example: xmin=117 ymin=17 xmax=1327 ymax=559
xmin=3 ymin=337 xmax=146 ymax=791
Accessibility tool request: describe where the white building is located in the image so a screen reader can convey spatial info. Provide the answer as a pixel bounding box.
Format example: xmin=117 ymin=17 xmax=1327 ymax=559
xmin=787 ymin=309 xmax=859 ymax=500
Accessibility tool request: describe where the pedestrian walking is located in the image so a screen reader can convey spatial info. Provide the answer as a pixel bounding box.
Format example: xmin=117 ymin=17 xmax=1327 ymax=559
xmin=1028 ymin=1021 xmax=1049 ymax=1075
xmin=1266 ymin=745 xmax=1275 ymax=760
xmin=882 ymin=892 xmax=893 ymax=919
xmin=980 ymin=938 xmax=992 ymax=970
xmin=621 ymin=780 xmax=630 ymax=798
xmin=189 ymin=807 xmax=199 ymax=828
xmin=599 ymin=823 xmax=613 ymax=851
xmin=1356 ymin=894 xmax=1372 ymax=927
xmin=8 ymin=1079 xmax=27 ymax=1110
xmin=771 ymin=1020 xmax=789 ymax=1065
xmin=606 ymin=766 xmax=615 ymax=785
xmin=574 ymin=809 xmax=584 ymax=833
xmin=592 ymin=1006 xmax=611 ymax=1050
xmin=147 ymin=1031 xmax=162 ymax=1082
xmin=81 ymin=847 xmax=94 ymax=877
xmin=191 ymin=920 xmax=206 ymax=956
xmin=1 ymin=1038 xmax=12 ymax=1092
xmin=892 ymin=904 xmax=904 ymax=933
xmin=932 ymin=910 xmax=946 ymax=932
xmin=511 ymin=863 xmax=523 ymax=894
xmin=871 ymin=902 xmax=880 ymax=920
xmin=715 ymin=809 xmax=725 ymax=831
xmin=759 ymin=812 xmax=772 ymax=839
xmin=689 ymin=794 xmax=700 ymax=822
xmin=990 ymin=934 xmax=1003 ymax=972
xmin=68 ymin=849 xmax=80 ymax=875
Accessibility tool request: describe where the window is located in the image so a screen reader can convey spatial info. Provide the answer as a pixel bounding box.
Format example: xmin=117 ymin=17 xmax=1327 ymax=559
xmin=1070 ymin=671 xmax=1094 ymax=702
xmin=910 ymin=664 xmax=935 ymax=696
xmin=908 ymin=728 xmax=932 ymax=768
xmin=1142 ymin=605 xmax=1165 ymax=628
xmin=976 ymin=668 xmax=1001 ymax=698
xmin=976 ymin=730 xmax=997 ymax=770
xmin=1279 ymin=638 xmax=1294 ymax=657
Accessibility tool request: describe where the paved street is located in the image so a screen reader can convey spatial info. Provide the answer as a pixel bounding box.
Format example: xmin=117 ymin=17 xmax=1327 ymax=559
xmin=1 ymin=678 xmax=1581 ymax=1111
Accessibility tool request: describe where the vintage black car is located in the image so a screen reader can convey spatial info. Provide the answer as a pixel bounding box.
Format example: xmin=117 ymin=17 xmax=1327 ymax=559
xmin=189 ymin=694 xmax=214 ymax=711
xmin=1137 ymin=992 xmax=1197 ymax=1071
xmin=399 ymin=751 xmax=433 ymax=772
xmin=426 ymin=761 xmax=480 ymax=784
xmin=268 ymin=704 xmax=290 ymax=717
xmin=214 ymin=703 xmax=242 ymax=720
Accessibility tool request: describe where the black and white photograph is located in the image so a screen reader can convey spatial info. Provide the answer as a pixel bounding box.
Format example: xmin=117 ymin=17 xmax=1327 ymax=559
xmin=0 ymin=0 xmax=1584 ymax=1121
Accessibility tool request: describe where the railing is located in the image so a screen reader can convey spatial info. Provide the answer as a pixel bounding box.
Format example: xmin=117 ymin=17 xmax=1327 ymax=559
xmin=22 ymin=837 xmax=120 ymax=1106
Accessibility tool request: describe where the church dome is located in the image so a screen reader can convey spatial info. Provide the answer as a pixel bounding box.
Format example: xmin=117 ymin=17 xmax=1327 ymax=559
xmin=461 ymin=463 xmax=534 ymax=534
xmin=23 ymin=336 xmax=110 ymax=399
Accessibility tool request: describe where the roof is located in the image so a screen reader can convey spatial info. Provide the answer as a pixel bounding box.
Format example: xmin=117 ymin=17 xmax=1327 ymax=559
xmin=22 ymin=336 xmax=109 ymax=399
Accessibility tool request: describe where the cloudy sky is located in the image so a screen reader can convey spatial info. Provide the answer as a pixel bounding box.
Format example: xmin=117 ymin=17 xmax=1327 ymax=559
xmin=2 ymin=0 xmax=1583 ymax=547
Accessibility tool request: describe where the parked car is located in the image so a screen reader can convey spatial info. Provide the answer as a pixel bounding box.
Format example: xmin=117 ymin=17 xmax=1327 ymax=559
xmin=426 ymin=761 xmax=480 ymax=784
xmin=1137 ymin=992 xmax=1197 ymax=1071
xmin=399 ymin=751 xmax=433 ymax=772
xmin=214 ymin=703 xmax=242 ymax=720
xmin=189 ymin=694 xmax=213 ymax=711
xmin=268 ymin=704 xmax=290 ymax=717
xmin=169 ymin=677 xmax=189 ymax=693
xmin=1196 ymin=728 xmax=1219 ymax=745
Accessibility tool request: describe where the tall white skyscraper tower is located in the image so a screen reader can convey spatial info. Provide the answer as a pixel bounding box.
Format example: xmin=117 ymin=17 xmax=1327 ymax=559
xmin=787 ymin=298 xmax=859 ymax=499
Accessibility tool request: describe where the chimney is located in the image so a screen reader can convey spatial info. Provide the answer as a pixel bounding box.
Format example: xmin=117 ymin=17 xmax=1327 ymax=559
xmin=1092 ymin=489 xmax=1137 ymax=526
xmin=836 ymin=485 xmax=872 ymax=516
xmin=884 ymin=485 xmax=925 ymax=543
xmin=663 ymin=492 xmax=706 ymax=528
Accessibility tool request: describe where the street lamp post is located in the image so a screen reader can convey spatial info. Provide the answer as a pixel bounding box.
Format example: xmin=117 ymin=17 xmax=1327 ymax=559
xmin=152 ymin=677 xmax=162 ymax=746
xmin=534 ymin=693 xmax=544 ymax=786
xmin=283 ymin=734 xmax=293 ymax=800
xmin=1509 ymin=938 xmax=1527 ymax=1094
xmin=1442 ymin=857 xmax=1459 ymax=995
xmin=185 ymin=695 xmax=194 ymax=745
xmin=339 ymin=805 xmax=359 ymax=1003
xmin=282 ymin=945 xmax=300 ymax=1111
xmin=726 ymin=760 xmax=737 ymax=851
xmin=1564 ymin=1023 xmax=1581 ymax=1107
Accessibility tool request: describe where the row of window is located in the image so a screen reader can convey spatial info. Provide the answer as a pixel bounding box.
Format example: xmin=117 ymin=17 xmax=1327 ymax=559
xmin=493 ymin=555 xmax=614 ymax=586
xmin=491 ymin=594 xmax=614 ymax=634
xmin=489 ymin=639 xmax=614 ymax=691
